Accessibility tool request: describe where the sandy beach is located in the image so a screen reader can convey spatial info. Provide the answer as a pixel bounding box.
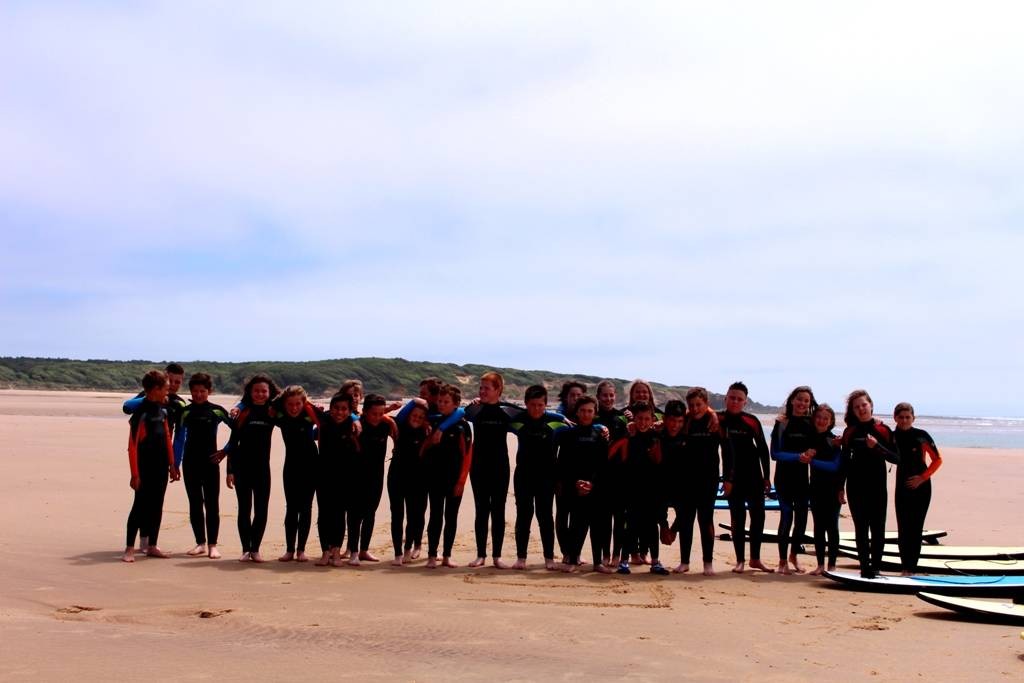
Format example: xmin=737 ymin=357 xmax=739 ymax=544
xmin=0 ymin=390 xmax=1021 ymax=681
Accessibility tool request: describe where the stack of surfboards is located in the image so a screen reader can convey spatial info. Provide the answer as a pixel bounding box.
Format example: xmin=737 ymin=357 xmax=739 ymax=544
xmin=836 ymin=543 xmax=1024 ymax=574
xmin=718 ymin=524 xmax=948 ymax=546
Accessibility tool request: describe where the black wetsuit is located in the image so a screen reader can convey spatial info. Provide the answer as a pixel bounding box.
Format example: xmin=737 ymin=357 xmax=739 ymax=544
xmin=808 ymin=430 xmax=842 ymax=567
xmin=621 ymin=430 xmax=662 ymax=562
xmin=555 ymin=424 xmax=608 ymax=565
xmin=316 ymin=414 xmax=359 ymax=551
xmin=388 ymin=420 xmax=429 ymax=557
xmin=176 ymin=401 xmax=231 ymax=546
xmin=598 ymin=407 xmax=629 ymax=562
xmin=125 ymin=400 xmax=174 ymax=547
xmin=676 ymin=413 xmax=722 ymax=565
xmin=840 ymin=419 xmax=900 ymax=576
xmin=348 ymin=419 xmax=390 ymax=554
xmin=720 ymin=410 xmax=771 ymax=563
xmin=226 ymin=403 xmax=276 ymax=554
xmin=509 ymin=413 xmax=567 ymax=560
xmin=464 ymin=402 xmax=519 ymax=559
xmin=894 ymin=427 xmax=939 ymax=573
xmin=424 ymin=419 xmax=471 ymax=558
xmin=771 ymin=416 xmax=814 ymax=559
xmin=276 ymin=405 xmax=319 ymax=554
xmin=126 ymin=391 xmax=186 ymax=436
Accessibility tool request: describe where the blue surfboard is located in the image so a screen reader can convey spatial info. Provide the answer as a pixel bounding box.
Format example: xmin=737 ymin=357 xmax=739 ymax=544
xmin=823 ymin=569 xmax=1024 ymax=597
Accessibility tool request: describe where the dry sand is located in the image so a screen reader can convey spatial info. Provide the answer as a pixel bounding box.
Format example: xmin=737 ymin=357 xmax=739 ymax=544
xmin=0 ymin=390 xmax=1021 ymax=680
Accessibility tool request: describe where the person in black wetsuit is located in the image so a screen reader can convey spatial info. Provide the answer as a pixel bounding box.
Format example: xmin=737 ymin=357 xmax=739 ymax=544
xmin=509 ymin=385 xmax=568 ymax=570
xmin=347 ymin=394 xmax=396 ymax=565
xmin=675 ymin=390 xmax=723 ymax=576
xmin=596 ymin=380 xmax=628 ymax=566
xmin=313 ymin=393 xmax=360 ymax=567
xmin=462 ymin=371 xmax=520 ymax=569
xmin=422 ymin=383 xmax=473 ymax=568
xmin=609 ymin=402 xmax=669 ymax=575
xmin=892 ymin=402 xmax=942 ymax=576
xmin=174 ymin=372 xmax=232 ymax=560
xmin=556 ymin=380 xmax=587 ymax=421
xmin=274 ymin=386 xmax=320 ymax=563
xmin=839 ymin=389 xmax=900 ymax=578
xmin=770 ymin=385 xmax=818 ymax=575
xmin=554 ymin=395 xmax=613 ymax=573
xmin=807 ymin=404 xmax=843 ymax=575
xmin=213 ymin=374 xmax=280 ymax=563
xmin=388 ymin=398 xmax=432 ymax=566
xmin=122 ymin=370 xmax=179 ymax=562
xmin=720 ymin=381 xmax=775 ymax=574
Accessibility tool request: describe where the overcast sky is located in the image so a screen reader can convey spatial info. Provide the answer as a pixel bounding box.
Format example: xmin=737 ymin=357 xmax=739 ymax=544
xmin=2 ymin=2 xmax=1022 ymax=416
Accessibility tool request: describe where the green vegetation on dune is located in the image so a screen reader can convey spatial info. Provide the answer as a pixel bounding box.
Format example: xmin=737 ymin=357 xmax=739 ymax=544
xmin=0 ymin=356 xmax=777 ymax=411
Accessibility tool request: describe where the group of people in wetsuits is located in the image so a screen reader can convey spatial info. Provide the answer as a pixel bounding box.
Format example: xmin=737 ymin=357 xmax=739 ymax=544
xmin=121 ymin=364 xmax=942 ymax=579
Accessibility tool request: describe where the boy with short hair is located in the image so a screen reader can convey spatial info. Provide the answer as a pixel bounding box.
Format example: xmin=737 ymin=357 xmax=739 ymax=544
xmin=122 ymin=370 xmax=180 ymax=562
xmin=315 ymin=393 xmax=360 ymax=566
xmin=422 ymin=384 xmax=472 ymax=568
xmin=347 ymin=394 xmax=392 ymax=565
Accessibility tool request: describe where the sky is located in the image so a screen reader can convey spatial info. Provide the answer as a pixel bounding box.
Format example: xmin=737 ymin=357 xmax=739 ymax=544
xmin=1 ymin=1 xmax=1022 ymax=417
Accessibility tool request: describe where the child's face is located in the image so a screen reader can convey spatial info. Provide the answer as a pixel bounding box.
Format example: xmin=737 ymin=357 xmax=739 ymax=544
xmin=566 ymin=387 xmax=584 ymax=409
xmin=894 ymin=410 xmax=915 ymax=431
xmin=329 ymin=401 xmax=351 ymax=423
xmin=190 ymin=385 xmax=210 ymax=404
xmin=363 ymin=404 xmax=385 ymax=426
xmin=407 ymin=406 xmax=428 ymax=429
xmin=663 ymin=414 xmax=684 ymax=435
xmin=631 ymin=385 xmax=651 ymax=404
xmin=436 ymin=394 xmax=457 ymax=417
xmin=576 ymin=402 xmax=596 ymax=426
xmin=250 ymin=382 xmax=271 ymax=405
xmin=813 ymin=410 xmax=832 ymax=433
xmin=597 ymin=385 xmax=616 ymax=411
xmin=147 ymin=384 xmax=169 ymax=403
xmin=419 ymin=384 xmax=432 ymax=400
xmin=478 ymin=380 xmax=500 ymax=404
xmin=725 ymin=389 xmax=747 ymax=414
xmin=634 ymin=411 xmax=654 ymax=432
xmin=851 ymin=396 xmax=873 ymax=422
xmin=283 ymin=395 xmax=304 ymax=418
xmin=348 ymin=387 xmax=364 ymax=408
xmin=167 ymin=373 xmax=184 ymax=394
xmin=525 ymin=397 xmax=547 ymax=420
xmin=791 ymin=391 xmax=812 ymax=417
xmin=687 ymin=396 xmax=708 ymax=418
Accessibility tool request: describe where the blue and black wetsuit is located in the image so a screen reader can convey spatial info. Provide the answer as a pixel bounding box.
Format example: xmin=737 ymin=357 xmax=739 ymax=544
xmin=173 ymin=401 xmax=231 ymax=546
xmin=125 ymin=400 xmax=175 ymax=548
xmin=388 ymin=405 xmax=430 ymax=557
xmin=894 ymin=427 xmax=940 ymax=573
xmin=840 ymin=420 xmax=900 ymax=577
xmin=555 ymin=424 xmax=608 ymax=566
xmin=464 ymin=401 xmax=520 ymax=559
xmin=349 ymin=419 xmax=391 ymax=554
xmin=720 ymin=410 xmax=771 ymax=563
xmin=509 ymin=412 xmax=569 ymax=561
xmin=315 ymin=412 xmax=359 ymax=552
xmin=124 ymin=391 xmax=187 ymax=437
xmin=275 ymin=402 xmax=319 ymax=554
xmin=771 ymin=415 xmax=815 ymax=560
xmin=424 ymin=418 xmax=472 ymax=559
xmin=808 ymin=429 xmax=842 ymax=567
xmin=225 ymin=403 xmax=276 ymax=555
xmin=676 ymin=413 xmax=722 ymax=565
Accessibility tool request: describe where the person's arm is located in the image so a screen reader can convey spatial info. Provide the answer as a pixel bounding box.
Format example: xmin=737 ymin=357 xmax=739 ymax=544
xmin=608 ymin=437 xmax=627 ymax=462
xmin=769 ymin=420 xmax=803 ymax=463
xmin=395 ymin=399 xmax=418 ymax=425
xmin=173 ymin=424 xmax=188 ymax=470
xmin=750 ymin=416 xmax=771 ymax=490
xmin=164 ymin=417 xmax=180 ymax=481
xmin=920 ymin=434 xmax=942 ymax=479
xmin=454 ymin=432 xmax=472 ymax=496
xmin=127 ymin=417 xmax=141 ymax=488
xmin=810 ymin=439 xmax=841 ymax=473
xmin=436 ymin=406 xmax=465 ymax=432
xmin=122 ymin=396 xmax=144 ymax=415
xmin=872 ymin=426 xmax=901 ymax=465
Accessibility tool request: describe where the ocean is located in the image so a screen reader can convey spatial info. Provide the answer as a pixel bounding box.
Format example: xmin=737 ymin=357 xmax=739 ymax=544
xmin=753 ymin=415 xmax=1024 ymax=449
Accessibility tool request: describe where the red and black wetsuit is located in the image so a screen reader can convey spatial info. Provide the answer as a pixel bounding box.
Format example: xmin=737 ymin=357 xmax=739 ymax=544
xmin=894 ymin=427 xmax=940 ymax=573
xmin=348 ymin=419 xmax=391 ymax=554
xmin=464 ymin=402 xmax=519 ymax=559
xmin=176 ymin=401 xmax=231 ymax=546
xmin=226 ymin=403 xmax=276 ymax=554
xmin=424 ymin=418 xmax=472 ymax=558
xmin=840 ymin=419 xmax=900 ymax=577
xmin=275 ymin=403 xmax=319 ymax=554
xmin=125 ymin=399 xmax=175 ymax=548
xmin=388 ymin=419 xmax=430 ymax=557
xmin=509 ymin=412 xmax=568 ymax=561
xmin=720 ymin=410 xmax=771 ymax=563
xmin=771 ymin=416 xmax=814 ymax=559
xmin=315 ymin=413 xmax=359 ymax=551
xmin=555 ymin=424 xmax=609 ymax=566
xmin=676 ymin=413 xmax=722 ymax=564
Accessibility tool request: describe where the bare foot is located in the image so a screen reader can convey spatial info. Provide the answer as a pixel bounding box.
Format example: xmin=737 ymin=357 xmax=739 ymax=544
xmin=468 ymin=557 xmax=485 ymax=568
xmin=392 ymin=556 xmax=404 ymax=566
xmin=121 ymin=548 xmax=135 ymax=563
xmin=492 ymin=558 xmax=511 ymax=569
xmin=630 ymin=553 xmax=642 ymax=565
xmin=411 ymin=547 xmax=421 ymax=560
xmin=250 ymin=552 xmax=265 ymax=563
xmin=778 ymin=561 xmax=792 ymax=575
xmin=426 ymin=557 xmax=438 ymax=569
xmin=674 ymin=563 xmax=690 ymax=574
xmin=239 ymin=552 xmax=252 ymax=562
xmin=296 ymin=551 xmax=309 ymax=562
xmin=278 ymin=552 xmax=294 ymax=562
xmin=359 ymin=551 xmax=380 ymax=562
xmin=348 ymin=555 xmax=361 ymax=566
xmin=512 ymin=558 xmax=527 ymax=570
xmin=594 ymin=564 xmax=614 ymax=574
xmin=560 ymin=562 xmax=577 ymax=573
xmin=789 ymin=554 xmax=805 ymax=574
xmin=544 ymin=559 xmax=558 ymax=571
xmin=732 ymin=561 xmax=745 ymax=573
xmin=442 ymin=557 xmax=459 ymax=568
xmin=316 ymin=552 xmax=331 ymax=566
xmin=749 ymin=560 xmax=775 ymax=573
xmin=138 ymin=536 xmax=149 ymax=553
xmin=330 ymin=557 xmax=346 ymax=567
xmin=402 ymin=550 xmax=413 ymax=563
xmin=340 ymin=549 xmax=351 ymax=559
xmin=900 ymin=570 xmax=913 ymax=577
xmin=145 ymin=546 xmax=170 ymax=558
xmin=187 ymin=544 xmax=207 ymax=556
xmin=826 ymin=564 xmax=837 ymax=573
xmin=809 ymin=565 xmax=824 ymax=576
xmin=208 ymin=546 xmax=221 ymax=560
xmin=703 ymin=562 xmax=714 ymax=576
xmin=638 ymin=554 xmax=649 ymax=565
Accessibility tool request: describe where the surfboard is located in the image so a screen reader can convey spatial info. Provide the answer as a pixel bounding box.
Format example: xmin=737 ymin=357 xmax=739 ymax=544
xmin=917 ymin=592 xmax=1024 ymax=624
xmin=713 ymin=499 xmax=781 ymax=511
xmin=837 ymin=544 xmax=1024 ymax=561
xmin=823 ymin=569 xmax=1024 ymax=597
xmin=719 ymin=524 xmax=947 ymax=545
xmin=864 ymin=556 xmax=1024 ymax=575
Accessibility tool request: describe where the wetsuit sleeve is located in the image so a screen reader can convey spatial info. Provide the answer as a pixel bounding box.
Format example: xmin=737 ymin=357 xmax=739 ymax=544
xmin=838 ymin=428 xmax=853 ymax=489
xmin=173 ymin=424 xmax=187 ymax=469
xmin=164 ymin=418 xmax=175 ymax=468
xmin=720 ymin=421 xmax=735 ymax=482
xmin=874 ymin=425 xmax=900 ymax=465
xmin=920 ymin=431 xmax=942 ymax=479
xmin=127 ymin=415 xmax=142 ymax=479
xmin=810 ymin=439 xmax=841 ymax=473
xmin=457 ymin=431 xmax=472 ymax=489
xmin=437 ymin=406 xmax=465 ymax=432
xmin=122 ymin=396 xmax=144 ymax=415
xmin=395 ymin=400 xmax=416 ymax=424
xmin=752 ymin=417 xmax=771 ymax=479
xmin=769 ymin=420 xmax=802 ymax=462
